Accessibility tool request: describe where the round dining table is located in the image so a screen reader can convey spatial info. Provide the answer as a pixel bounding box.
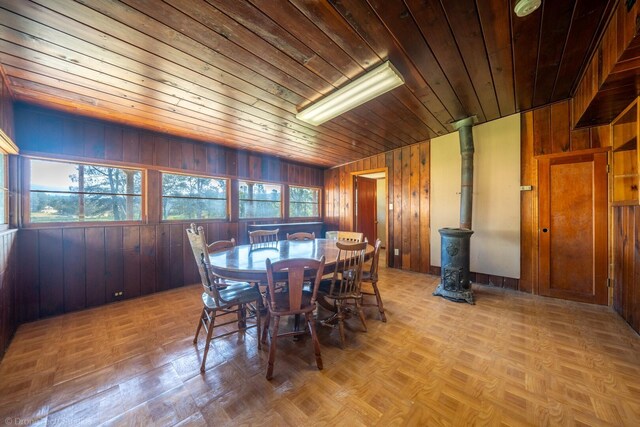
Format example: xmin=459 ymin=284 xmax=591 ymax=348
xmin=208 ymin=238 xmax=374 ymax=282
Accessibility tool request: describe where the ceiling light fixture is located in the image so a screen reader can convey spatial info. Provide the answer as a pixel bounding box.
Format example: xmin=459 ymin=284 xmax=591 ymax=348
xmin=296 ymin=61 xmax=405 ymax=126
xmin=514 ymin=0 xmax=542 ymax=17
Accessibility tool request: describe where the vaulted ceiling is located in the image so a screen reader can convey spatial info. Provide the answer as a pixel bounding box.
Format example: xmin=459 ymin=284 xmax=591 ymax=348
xmin=0 ymin=0 xmax=616 ymax=167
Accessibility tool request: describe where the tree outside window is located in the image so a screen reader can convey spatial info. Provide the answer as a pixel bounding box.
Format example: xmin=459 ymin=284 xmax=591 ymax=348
xmin=289 ymin=186 xmax=319 ymax=218
xmin=162 ymin=173 xmax=227 ymax=220
xmin=29 ymin=159 xmax=142 ymax=223
xmin=239 ymin=181 xmax=281 ymax=219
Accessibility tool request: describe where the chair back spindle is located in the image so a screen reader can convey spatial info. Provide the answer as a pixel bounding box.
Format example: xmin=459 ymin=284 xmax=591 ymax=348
xmin=329 ymin=241 xmax=367 ymax=298
xmin=249 ymin=228 xmax=279 ymax=244
xmin=186 ymin=224 xmax=223 ymax=306
xmin=336 ymin=231 xmax=364 ymax=243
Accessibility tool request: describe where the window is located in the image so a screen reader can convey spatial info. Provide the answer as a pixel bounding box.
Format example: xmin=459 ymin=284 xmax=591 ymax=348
xmin=239 ymin=180 xmax=281 ymax=219
xmin=162 ymin=173 xmax=228 ymax=220
xmin=289 ymin=186 xmax=320 ymax=218
xmin=29 ymin=159 xmax=142 ymax=223
xmin=0 ymin=153 xmax=7 ymax=225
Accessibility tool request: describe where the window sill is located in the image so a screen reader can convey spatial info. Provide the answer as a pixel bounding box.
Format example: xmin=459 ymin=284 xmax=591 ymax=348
xmin=22 ymin=220 xmax=145 ymax=229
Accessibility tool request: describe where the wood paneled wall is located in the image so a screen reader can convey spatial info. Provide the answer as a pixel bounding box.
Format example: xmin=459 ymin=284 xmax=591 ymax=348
xmin=324 ymin=142 xmax=430 ymax=272
xmin=520 ymin=99 xmax=611 ymax=294
xmin=0 ymin=230 xmax=17 ymax=359
xmin=613 ymin=206 xmax=640 ymax=333
xmin=0 ymin=66 xmax=17 ymax=360
xmin=14 ymin=104 xmax=324 ymax=322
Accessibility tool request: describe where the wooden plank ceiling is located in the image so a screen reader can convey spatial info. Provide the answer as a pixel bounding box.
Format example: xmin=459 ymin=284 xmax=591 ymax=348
xmin=0 ymin=0 xmax=615 ymax=167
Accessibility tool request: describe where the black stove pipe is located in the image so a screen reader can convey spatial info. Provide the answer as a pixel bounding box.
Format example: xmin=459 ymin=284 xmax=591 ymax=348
xmin=458 ymin=122 xmax=474 ymax=230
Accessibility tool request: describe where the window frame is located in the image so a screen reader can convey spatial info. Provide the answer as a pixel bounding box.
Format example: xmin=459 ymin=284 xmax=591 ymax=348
xmin=238 ymin=179 xmax=283 ymax=220
xmin=24 ymin=156 xmax=146 ymax=227
xmin=288 ymin=185 xmax=322 ymax=220
xmin=160 ymin=171 xmax=230 ymax=222
xmin=0 ymin=151 xmax=8 ymax=231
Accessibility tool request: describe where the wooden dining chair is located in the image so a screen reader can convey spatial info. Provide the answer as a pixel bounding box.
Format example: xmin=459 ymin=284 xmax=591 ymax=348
xmin=361 ymin=239 xmax=386 ymax=322
xmin=249 ymin=229 xmax=279 ymax=244
xmin=186 ymin=224 xmax=262 ymax=373
xmin=317 ymin=241 xmax=368 ymax=348
xmin=262 ymin=256 xmax=326 ymax=380
xmin=207 ymin=237 xmax=235 ymax=253
xmin=286 ymin=232 xmax=315 ymax=241
xmin=336 ymin=231 xmax=364 ymax=242
xmin=325 ymin=231 xmax=338 ymax=240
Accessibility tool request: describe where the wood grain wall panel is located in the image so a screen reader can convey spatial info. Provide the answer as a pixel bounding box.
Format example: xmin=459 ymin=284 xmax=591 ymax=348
xmin=155 ymin=225 xmax=171 ymax=292
xmin=401 ymin=147 xmax=411 ymax=269
xmin=139 ymin=133 xmax=155 ymax=166
xmin=169 ymin=224 xmax=185 ymax=289
xmin=532 ymin=100 xmax=611 ymax=155
xmin=324 ymin=141 xmax=430 ymax=273
xmin=84 ymin=227 xmax=106 ymax=308
xmin=393 ymin=149 xmax=402 ymax=268
xmin=550 ymin=102 xmax=570 ymax=153
xmin=122 ymin=128 xmax=140 ymax=164
xmin=17 ymin=229 xmax=38 ymax=322
xmin=419 ymin=142 xmax=430 ymax=274
xmin=570 ymin=128 xmax=591 ymax=151
xmin=84 ymin=120 xmax=105 ymax=159
xmin=104 ymin=227 xmax=123 ymax=303
xmin=62 ymin=119 xmax=84 ymax=158
xmin=520 ymin=111 xmax=536 ymax=294
xmin=613 ymin=205 xmax=640 ymax=334
xmin=385 ymin=151 xmax=395 ymax=268
xmin=590 ymin=125 xmax=611 ymax=148
xmin=38 ymin=228 xmax=64 ymax=317
xmin=409 ymin=144 xmax=420 ymax=271
xmin=62 ymin=228 xmax=86 ymax=312
xmin=139 ymin=225 xmax=156 ymax=296
xmin=104 ymin=125 xmax=123 ymax=162
xmin=0 ymin=230 xmax=18 ymax=360
xmin=122 ymin=226 xmax=141 ymax=299
xmin=533 ymin=107 xmax=551 ymax=156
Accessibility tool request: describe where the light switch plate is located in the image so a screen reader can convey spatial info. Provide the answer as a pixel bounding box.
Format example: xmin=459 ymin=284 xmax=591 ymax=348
xmin=389 ymin=203 xmax=393 ymax=210
xmin=394 ymin=249 xmax=399 ymax=255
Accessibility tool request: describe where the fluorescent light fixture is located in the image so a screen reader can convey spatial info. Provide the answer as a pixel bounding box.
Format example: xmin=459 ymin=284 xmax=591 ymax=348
xmin=296 ymin=61 xmax=405 ymax=126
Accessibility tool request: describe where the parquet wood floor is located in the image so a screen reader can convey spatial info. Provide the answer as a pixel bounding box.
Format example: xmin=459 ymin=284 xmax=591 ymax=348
xmin=1 ymin=260 xmax=640 ymax=426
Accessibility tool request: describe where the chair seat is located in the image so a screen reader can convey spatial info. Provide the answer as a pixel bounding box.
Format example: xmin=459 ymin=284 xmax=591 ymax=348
xmin=361 ymin=271 xmax=377 ymax=282
xmin=216 ymin=279 xmax=249 ymax=289
xmin=268 ymin=290 xmax=315 ymax=313
xmin=202 ymin=283 xmax=260 ymax=309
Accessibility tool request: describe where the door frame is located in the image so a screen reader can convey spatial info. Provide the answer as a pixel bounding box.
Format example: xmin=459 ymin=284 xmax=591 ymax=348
xmin=535 ymin=147 xmax=610 ymax=304
xmin=351 ymin=168 xmax=388 ymax=267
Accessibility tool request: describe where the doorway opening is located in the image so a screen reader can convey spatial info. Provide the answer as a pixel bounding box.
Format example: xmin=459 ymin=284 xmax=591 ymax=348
xmin=353 ymin=171 xmax=387 ymax=264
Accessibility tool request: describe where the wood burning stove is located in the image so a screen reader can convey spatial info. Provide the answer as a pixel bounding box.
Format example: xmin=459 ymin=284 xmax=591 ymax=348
xmin=433 ymin=117 xmax=476 ymax=304
xmin=433 ymin=228 xmax=474 ymax=304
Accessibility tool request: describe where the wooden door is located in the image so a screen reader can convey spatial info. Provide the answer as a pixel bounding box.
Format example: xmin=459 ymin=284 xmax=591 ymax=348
xmin=538 ymin=151 xmax=608 ymax=305
xmin=355 ymin=176 xmax=377 ymax=243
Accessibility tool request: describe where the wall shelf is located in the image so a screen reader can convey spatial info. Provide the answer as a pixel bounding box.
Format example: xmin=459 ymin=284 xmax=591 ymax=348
xmin=611 ymin=99 xmax=640 ymax=205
